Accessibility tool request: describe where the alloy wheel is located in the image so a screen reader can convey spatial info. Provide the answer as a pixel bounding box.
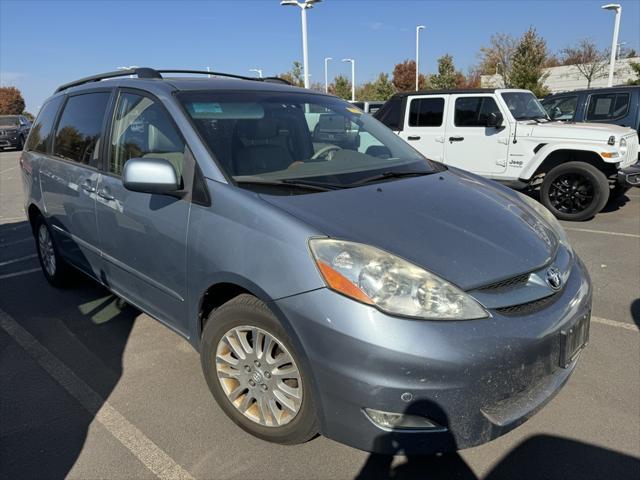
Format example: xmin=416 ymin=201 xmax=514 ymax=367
xmin=38 ymin=224 xmax=56 ymax=277
xmin=548 ymin=173 xmax=594 ymax=214
xmin=215 ymin=326 xmax=302 ymax=427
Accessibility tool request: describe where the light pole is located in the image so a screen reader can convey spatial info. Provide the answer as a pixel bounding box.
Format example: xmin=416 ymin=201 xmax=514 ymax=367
xmin=616 ymin=41 xmax=627 ymax=59
xmin=324 ymin=57 xmax=332 ymax=93
xmin=249 ymin=68 xmax=263 ymax=78
xmin=602 ymin=3 xmax=622 ymax=87
xmin=281 ymin=0 xmax=322 ymax=89
xmin=415 ymin=25 xmax=425 ymax=91
xmin=342 ymin=58 xmax=355 ymax=102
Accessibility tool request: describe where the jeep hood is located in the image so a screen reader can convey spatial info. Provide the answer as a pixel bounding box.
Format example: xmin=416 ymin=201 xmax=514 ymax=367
xmin=529 ymin=121 xmax=634 ymax=141
xmin=261 ymin=170 xmax=558 ymax=290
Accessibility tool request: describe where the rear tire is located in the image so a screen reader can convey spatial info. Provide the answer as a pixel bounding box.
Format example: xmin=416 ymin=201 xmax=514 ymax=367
xmin=200 ymin=294 xmax=319 ymax=445
xmin=540 ymin=162 xmax=609 ymax=221
xmin=34 ymin=216 xmax=73 ymax=287
xmin=18 ymin=136 xmax=25 ymax=151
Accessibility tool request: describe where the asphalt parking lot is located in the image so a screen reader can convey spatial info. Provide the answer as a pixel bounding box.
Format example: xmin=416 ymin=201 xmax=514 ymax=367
xmin=1 ymin=149 xmax=638 ymax=480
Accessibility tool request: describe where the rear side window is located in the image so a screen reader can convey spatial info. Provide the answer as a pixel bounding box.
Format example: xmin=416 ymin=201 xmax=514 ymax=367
xmin=586 ymin=93 xmax=630 ymax=121
xmin=454 ymin=97 xmax=500 ymax=127
xmin=542 ymin=96 xmax=578 ymax=121
xmin=409 ymin=98 xmax=444 ymax=127
xmin=26 ymin=97 xmax=63 ymax=153
xmin=374 ymin=97 xmax=402 ymax=130
xmin=53 ymin=92 xmax=110 ymax=165
xmin=109 ymin=92 xmax=186 ymax=178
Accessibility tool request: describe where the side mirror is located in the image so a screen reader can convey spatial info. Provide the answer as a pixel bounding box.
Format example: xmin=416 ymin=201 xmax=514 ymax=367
xmin=123 ymin=157 xmax=180 ymax=194
xmin=486 ymin=112 xmax=504 ymax=128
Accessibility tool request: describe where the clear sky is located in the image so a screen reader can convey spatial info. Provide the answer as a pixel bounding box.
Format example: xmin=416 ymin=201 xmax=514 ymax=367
xmin=1 ymin=0 xmax=639 ymax=113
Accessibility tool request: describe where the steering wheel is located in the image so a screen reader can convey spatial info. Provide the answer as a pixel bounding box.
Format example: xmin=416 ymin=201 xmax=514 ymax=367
xmin=311 ymin=144 xmax=342 ymax=161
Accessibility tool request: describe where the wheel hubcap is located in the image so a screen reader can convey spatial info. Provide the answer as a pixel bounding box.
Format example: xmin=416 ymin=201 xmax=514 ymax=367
xmin=215 ymin=326 xmax=302 ymax=427
xmin=38 ymin=224 xmax=56 ymax=277
xmin=549 ymin=173 xmax=594 ymax=214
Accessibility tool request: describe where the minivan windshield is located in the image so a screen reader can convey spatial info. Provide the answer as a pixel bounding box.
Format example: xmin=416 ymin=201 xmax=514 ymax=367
xmin=179 ymin=91 xmax=440 ymax=191
xmin=0 ymin=116 xmax=20 ymax=127
xmin=500 ymin=92 xmax=549 ymax=121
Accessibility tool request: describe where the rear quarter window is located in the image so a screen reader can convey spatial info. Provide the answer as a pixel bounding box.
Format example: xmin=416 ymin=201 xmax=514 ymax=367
xmin=25 ymin=97 xmax=64 ymax=153
xmin=374 ymin=98 xmax=402 ymax=131
xmin=586 ymin=93 xmax=630 ymax=121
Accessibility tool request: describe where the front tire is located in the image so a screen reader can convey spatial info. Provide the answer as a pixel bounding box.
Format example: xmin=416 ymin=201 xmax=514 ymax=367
xmin=18 ymin=136 xmax=25 ymax=151
xmin=540 ymin=162 xmax=609 ymax=221
xmin=34 ymin=217 xmax=73 ymax=287
xmin=200 ymin=294 xmax=319 ymax=445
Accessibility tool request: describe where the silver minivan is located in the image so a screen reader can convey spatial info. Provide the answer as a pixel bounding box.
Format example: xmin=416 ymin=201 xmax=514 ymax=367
xmin=21 ymin=68 xmax=591 ymax=454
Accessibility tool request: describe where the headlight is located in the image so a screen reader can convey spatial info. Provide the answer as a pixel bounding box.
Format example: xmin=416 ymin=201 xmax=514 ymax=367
xmin=619 ymin=137 xmax=628 ymax=157
xmin=308 ymin=239 xmax=489 ymax=320
xmin=517 ymin=193 xmax=572 ymax=252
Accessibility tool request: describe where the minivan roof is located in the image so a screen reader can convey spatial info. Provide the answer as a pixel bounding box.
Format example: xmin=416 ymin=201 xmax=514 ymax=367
xmin=53 ymin=67 xmax=321 ymax=97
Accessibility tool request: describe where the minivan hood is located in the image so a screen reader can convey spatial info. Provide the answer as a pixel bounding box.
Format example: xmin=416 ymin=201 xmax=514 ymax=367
xmin=261 ymin=170 xmax=558 ymax=290
xmin=530 ymin=121 xmax=634 ymax=141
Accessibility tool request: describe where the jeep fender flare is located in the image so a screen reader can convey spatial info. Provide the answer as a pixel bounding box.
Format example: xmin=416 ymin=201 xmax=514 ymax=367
xmin=519 ymin=143 xmax=613 ymax=181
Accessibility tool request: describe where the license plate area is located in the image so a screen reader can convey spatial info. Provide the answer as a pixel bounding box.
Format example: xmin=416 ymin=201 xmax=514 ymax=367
xmin=559 ymin=310 xmax=590 ymax=368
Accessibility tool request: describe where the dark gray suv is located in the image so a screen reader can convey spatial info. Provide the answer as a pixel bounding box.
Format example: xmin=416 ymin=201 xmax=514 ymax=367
xmin=20 ymin=68 xmax=592 ymax=454
xmin=0 ymin=114 xmax=31 ymax=150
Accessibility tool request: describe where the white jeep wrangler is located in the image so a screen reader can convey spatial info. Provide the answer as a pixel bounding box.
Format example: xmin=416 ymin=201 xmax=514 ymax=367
xmin=374 ymin=88 xmax=639 ymax=221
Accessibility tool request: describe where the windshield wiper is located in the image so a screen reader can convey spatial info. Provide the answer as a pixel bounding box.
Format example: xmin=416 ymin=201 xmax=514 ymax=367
xmin=348 ymin=170 xmax=433 ymax=186
xmin=235 ymin=178 xmax=334 ymax=192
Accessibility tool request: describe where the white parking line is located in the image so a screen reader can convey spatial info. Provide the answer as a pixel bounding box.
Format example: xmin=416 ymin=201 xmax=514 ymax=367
xmin=0 ymin=216 xmax=28 ymax=223
xmin=0 ymin=308 xmax=195 ymax=480
xmin=0 ymin=268 xmax=41 ymax=280
xmin=592 ymin=316 xmax=639 ymax=333
xmin=564 ymin=227 xmax=640 ymax=239
xmin=0 ymin=254 xmax=37 ymax=267
xmin=0 ymin=165 xmax=19 ymax=175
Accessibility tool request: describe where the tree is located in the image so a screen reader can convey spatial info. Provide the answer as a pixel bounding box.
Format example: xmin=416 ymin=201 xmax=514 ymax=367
xmin=0 ymin=86 xmax=26 ymax=115
xmin=627 ymin=62 xmax=640 ymax=85
xmin=356 ymin=72 xmax=395 ymax=101
xmin=509 ymin=27 xmax=550 ymax=97
xmin=392 ymin=60 xmax=427 ymax=92
xmin=329 ymin=75 xmax=352 ymax=100
xmin=278 ymin=61 xmax=304 ymax=87
xmin=428 ymin=54 xmax=463 ymax=89
xmin=476 ymin=33 xmax=517 ymax=86
xmin=562 ymin=39 xmax=609 ymax=88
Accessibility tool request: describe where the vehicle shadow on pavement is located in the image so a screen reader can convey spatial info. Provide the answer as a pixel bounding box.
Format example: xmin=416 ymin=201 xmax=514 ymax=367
xmin=0 ymin=221 xmax=139 ymax=479
xmin=355 ymin=400 xmax=640 ymax=480
xmin=631 ymin=298 xmax=640 ymax=328
xmin=600 ymin=191 xmax=631 ymax=214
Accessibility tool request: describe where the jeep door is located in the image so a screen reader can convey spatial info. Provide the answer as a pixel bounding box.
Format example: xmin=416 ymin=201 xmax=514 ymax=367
xmin=95 ymin=90 xmax=192 ymax=333
xmin=443 ymin=94 xmax=509 ymax=175
xmin=40 ymin=90 xmax=112 ymax=276
xmin=399 ymin=95 xmax=447 ymax=162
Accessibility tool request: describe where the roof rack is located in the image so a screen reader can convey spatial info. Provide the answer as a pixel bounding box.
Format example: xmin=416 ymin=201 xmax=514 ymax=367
xmin=54 ymin=67 xmax=293 ymax=93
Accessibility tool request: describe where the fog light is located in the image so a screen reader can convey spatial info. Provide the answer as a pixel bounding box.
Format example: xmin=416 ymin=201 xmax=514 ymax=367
xmin=364 ymin=408 xmax=444 ymax=431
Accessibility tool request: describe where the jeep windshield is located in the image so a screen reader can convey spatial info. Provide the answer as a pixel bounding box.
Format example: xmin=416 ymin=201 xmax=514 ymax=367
xmin=501 ymin=92 xmax=549 ymax=121
xmin=179 ymin=91 xmax=441 ymax=192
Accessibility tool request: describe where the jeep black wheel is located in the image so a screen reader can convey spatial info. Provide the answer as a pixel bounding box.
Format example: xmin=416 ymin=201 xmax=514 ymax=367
xmin=540 ymin=162 xmax=609 ymax=221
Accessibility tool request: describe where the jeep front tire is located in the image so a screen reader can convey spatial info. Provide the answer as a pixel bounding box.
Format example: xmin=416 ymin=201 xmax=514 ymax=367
xmin=540 ymin=161 xmax=609 ymax=221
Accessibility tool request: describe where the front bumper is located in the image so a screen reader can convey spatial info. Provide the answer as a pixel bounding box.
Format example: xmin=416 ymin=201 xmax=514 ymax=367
xmin=618 ymin=161 xmax=640 ymax=187
xmin=275 ymin=257 xmax=591 ymax=454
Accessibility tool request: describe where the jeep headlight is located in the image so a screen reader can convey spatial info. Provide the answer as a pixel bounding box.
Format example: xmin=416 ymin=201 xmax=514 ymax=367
xmin=619 ymin=137 xmax=628 ymax=157
xmin=517 ymin=193 xmax=572 ymax=252
xmin=309 ymin=239 xmax=488 ymax=320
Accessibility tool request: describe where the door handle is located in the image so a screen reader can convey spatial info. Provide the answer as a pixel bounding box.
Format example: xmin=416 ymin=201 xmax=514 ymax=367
xmin=97 ymin=188 xmax=115 ymax=201
xmin=81 ymin=180 xmax=95 ymax=193
xmin=448 ymin=136 xmax=464 ymax=142
xmin=407 ymin=135 xmax=421 ymax=141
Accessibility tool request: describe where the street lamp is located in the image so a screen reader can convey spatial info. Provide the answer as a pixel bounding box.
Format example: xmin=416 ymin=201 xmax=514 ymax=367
xmin=342 ymin=58 xmax=355 ymax=102
xmin=281 ymin=0 xmax=322 ymax=89
xmin=616 ymin=41 xmax=627 ymax=60
xmin=602 ymin=3 xmax=622 ymax=87
xmin=324 ymin=57 xmax=332 ymax=93
xmin=249 ymin=68 xmax=263 ymax=78
xmin=415 ymin=25 xmax=425 ymax=91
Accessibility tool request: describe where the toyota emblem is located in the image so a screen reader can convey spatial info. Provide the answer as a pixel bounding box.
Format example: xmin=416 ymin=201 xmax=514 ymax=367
xmin=545 ymin=267 xmax=562 ymax=290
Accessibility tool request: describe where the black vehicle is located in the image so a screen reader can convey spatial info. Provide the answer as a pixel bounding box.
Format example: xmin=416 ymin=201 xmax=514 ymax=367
xmin=0 ymin=115 xmax=31 ymax=150
xmin=542 ymin=86 xmax=640 ymax=136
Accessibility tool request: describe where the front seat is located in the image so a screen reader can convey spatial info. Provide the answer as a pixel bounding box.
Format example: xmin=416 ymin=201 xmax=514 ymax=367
xmin=233 ymin=119 xmax=293 ymax=175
